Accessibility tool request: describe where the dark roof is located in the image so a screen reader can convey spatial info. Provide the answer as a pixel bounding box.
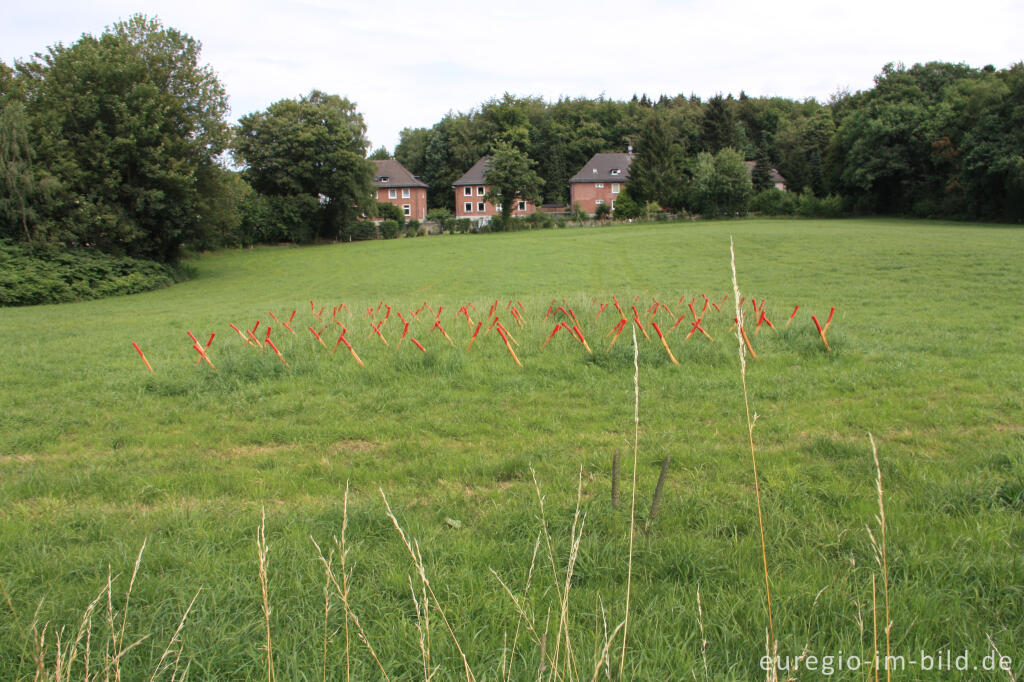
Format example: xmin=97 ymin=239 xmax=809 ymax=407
xmin=452 ymin=157 xmax=491 ymax=186
xmin=372 ymin=160 xmax=427 ymax=189
xmin=746 ymin=161 xmax=787 ymax=186
xmin=569 ymin=153 xmax=633 ymax=183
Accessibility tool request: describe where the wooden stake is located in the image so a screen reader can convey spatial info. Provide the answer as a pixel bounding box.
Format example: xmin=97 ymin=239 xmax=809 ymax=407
xmin=132 ymin=342 xmax=154 ymax=373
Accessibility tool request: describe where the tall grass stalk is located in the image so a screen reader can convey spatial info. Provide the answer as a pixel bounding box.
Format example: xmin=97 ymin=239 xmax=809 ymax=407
xmin=381 ymin=489 xmax=476 ymax=682
xmin=617 ymin=326 xmax=640 ymax=681
xmin=257 ymin=507 xmax=275 ymax=682
xmin=868 ymin=433 xmax=891 ymax=682
xmin=312 ymin=483 xmax=391 ymax=682
xmin=730 ymin=237 xmax=776 ymax=675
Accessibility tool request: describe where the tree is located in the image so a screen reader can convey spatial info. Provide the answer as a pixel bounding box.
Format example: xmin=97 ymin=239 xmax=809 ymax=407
xmin=483 ymin=141 xmax=543 ymax=230
xmin=611 ymin=185 xmax=642 ymax=219
xmin=368 ymin=146 xmax=390 ymax=160
xmin=627 ymin=111 xmax=688 ymax=210
xmin=234 ymin=90 xmax=374 ymax=241
xmin=13 ymin=14 xmax=231 ymax=261
xmin=689 ymin=148 xmax=753 ymax=216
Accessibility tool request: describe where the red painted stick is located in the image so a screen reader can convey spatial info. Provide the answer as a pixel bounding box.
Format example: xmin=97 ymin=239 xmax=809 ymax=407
xmin=824 ymin=307 xmax=835 ymax=333
xmin=432 ymin=320 xmax=453 ymax=346
xmin=811 ymin=315 xmax=831 ymax=351
xmin=411 ymin=337 xmax=426 ymax=353
xmin=632 ymin=316 xmax=651 ymax=340
xmin=786 ymin=305 xmax=800 ymax=328
xmin=496 ymin=321 xmax=519 ymax=347
xmin=612 ymin=296 xmax=625 ymax=319
xmin=651 ymin=321 xmax=679 ymax=365
xmin=572 ymin=325 xmax=593 ymax=354
xmin=739 ymin=323 xmax=758 ymax=359
xmin=596 ymin=303 xmax=609 ymax=320
xmin=399 ymin=321 xmax=410 ymax=348
xmin=269 ymin=311 xmax=281 ymax=325
xmin=265 ymin=338 xmax=288 ymax=367
xmin=132 ymin=342 xmax=154 ymax=373
xmin=540 ymin=323 xmax=565 ymax=349
xmin=309 ymin=326 xmax=328 ymax=348
xmin=495 ymin=325 xmax=523 ymax=367
xmin=246 ymin=329 xmax=263 ymax=349
xmin=229 ymin=323 xmax=251 ymax=344
xmin=466 ymin=321 xmax=483 ymax=351
xmin=608 ymin=319 xmax=628 ymax=350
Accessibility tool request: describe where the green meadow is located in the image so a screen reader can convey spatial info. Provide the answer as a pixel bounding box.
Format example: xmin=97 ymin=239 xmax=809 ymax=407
xmin=1 ymin=218 xmax=1022 ymax=680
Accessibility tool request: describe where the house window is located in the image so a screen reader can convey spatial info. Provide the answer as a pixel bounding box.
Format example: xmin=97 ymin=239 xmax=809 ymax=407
xmin=595 ymin=183 xmax=604 ymax=189
xmin=464 ymin=202 xmax=473 ymax=213
xmin=378 ymin=176 xmax=389 ymax=183
xmin=610 ymin=169 xmax=621 ymax=175
xmin=595 ymin=200 xmax=604 ymax=205
xmin=477 ymin=186 xmax=485 ymax=196
xmin=464 ymin=186 xmax=472 ymax=196
xmin=611 ymin=200 xmax=616 ymax=210
xmin=402 ymin=188 xmax=410 ymax=198
xmin=388 ymin=189 xmax=397 ymax=199
xmin=402 ymin=204 xmax=411 ymax=216
xmin=611 ymin=183 xmax=620 ymax=194
xmin=517 ymin=201 xmax=526 ymax=211
xmin=477 ymin=202 xmax=485 ymax=212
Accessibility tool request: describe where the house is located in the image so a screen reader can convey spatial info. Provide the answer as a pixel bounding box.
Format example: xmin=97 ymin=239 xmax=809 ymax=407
xmin=453 ymin=157 xmax=536 ymax=224
xmin=373 ymin=160 xmax=428 ymax=221
xmin=746 ymin=161 xmax=788 ymax=191
xmin=569 ymin=152 xmax=633 ymax=215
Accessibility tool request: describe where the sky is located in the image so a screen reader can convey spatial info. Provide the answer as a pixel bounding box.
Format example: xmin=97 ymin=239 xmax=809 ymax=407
xmin=4 ymin=0 xmax=1022 ymax=153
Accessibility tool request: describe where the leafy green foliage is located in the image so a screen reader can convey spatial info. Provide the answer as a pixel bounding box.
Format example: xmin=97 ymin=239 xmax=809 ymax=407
xmin=689 ymin=148 xmax=753 ymax=216
xmin=483 ymin=142 xmax=542 ymax=229
xmin=0 ymin=240 xmax=177 ymax=305
xmin=377 ymin=219 xmax=399 ymax=239
xmin=6 ymin=15 xmax=230 ymax=262
xmin=233 ymin=91 xmax=374 ymax=242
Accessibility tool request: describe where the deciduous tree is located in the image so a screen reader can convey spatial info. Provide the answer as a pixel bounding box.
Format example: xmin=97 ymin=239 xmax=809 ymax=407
xmin=233 ymin=90 xmax=374 ymax=241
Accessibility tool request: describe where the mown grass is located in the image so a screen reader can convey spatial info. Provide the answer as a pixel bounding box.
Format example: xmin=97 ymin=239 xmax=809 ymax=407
xmin=1 ymin=218 xmax=1022 ymax=679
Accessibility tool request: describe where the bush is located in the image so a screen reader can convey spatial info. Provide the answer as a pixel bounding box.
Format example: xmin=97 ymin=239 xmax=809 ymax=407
xmin=750 ymin=189 xmax=798 ymax=216
xmin=526 ymin=212 xmax=555 ymax=229
xmin=0 ymin=241 xmax=179 ymax=306
xmin=796 ymin=190 xmax=844 ymax=218
xmin=454 ymin=218 xmax=473 ymax=234
xmin=376 ymin=203 xmax=406 ymax=227
xmin=378 ymin=219 xmax=400 ymax=239
xmin=594 ymin=203 xmax=612 ymax=222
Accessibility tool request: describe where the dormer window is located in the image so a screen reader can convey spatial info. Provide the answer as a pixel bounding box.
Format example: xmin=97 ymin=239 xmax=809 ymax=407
xmin=379 ymin=176 xmax=390 ymax=183
xmin=610 ymin=169 xmax=621 ymax=176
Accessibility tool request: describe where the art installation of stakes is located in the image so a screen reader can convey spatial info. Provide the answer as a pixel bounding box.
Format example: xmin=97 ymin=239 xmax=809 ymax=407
xmin=131 ymin=294 xmax=837 ymax=372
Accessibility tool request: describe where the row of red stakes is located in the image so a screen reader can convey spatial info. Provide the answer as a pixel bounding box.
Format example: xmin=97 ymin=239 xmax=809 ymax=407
xmin=132 ymin=296 xmax=835 ymax=372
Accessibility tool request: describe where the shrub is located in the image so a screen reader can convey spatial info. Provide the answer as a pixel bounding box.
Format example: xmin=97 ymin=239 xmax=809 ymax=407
xmin=0 ymin=241 xmax=178 ymax=306
xmin=594 ymin=203 xmax=612 ymax=222
xmin=454 ymin=218 xmax=473 ymax=234
xmin=376 ymin=202 xmax=406 ymax=227
xmin=378 ymin=219 xmax=400 ymax=239
xmin=750 ymin=189 xmax=798 ymax=216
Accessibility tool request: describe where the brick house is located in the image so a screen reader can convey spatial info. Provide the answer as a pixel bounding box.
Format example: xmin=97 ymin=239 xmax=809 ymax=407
xmin=453 ymin=157 xmax=536 ymax=224
xmin=373 ymin=159 xmax=428 ymax=221
xmin=569 ymin=152 xmax=633 ymax=215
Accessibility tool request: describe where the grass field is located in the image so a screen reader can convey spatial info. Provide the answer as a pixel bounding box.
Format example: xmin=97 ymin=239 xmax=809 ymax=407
xmin=1 ymin=218 xmax=1022 ymax=680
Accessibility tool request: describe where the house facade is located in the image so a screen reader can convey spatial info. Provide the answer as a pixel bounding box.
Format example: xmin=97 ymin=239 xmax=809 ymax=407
xmin=373 ymin=159 xmax=428 ymax=221
xmin=569 ymin=152 xmax=633 ymax=215
xmin=453 ymin=157 xmax=536 ymax=223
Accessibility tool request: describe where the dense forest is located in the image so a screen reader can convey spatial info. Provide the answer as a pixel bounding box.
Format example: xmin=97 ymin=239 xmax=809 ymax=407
xmin=1 ymin=15 xmax=1022 ymax=302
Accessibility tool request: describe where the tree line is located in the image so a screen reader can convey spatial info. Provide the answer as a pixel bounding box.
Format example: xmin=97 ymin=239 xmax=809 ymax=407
xmin=2 ymin=15 xmax=1022 ymax=270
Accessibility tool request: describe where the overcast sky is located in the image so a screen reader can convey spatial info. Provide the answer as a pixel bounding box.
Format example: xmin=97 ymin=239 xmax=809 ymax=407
xmin=4 ymin=0 xmax=1021 ymax=152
